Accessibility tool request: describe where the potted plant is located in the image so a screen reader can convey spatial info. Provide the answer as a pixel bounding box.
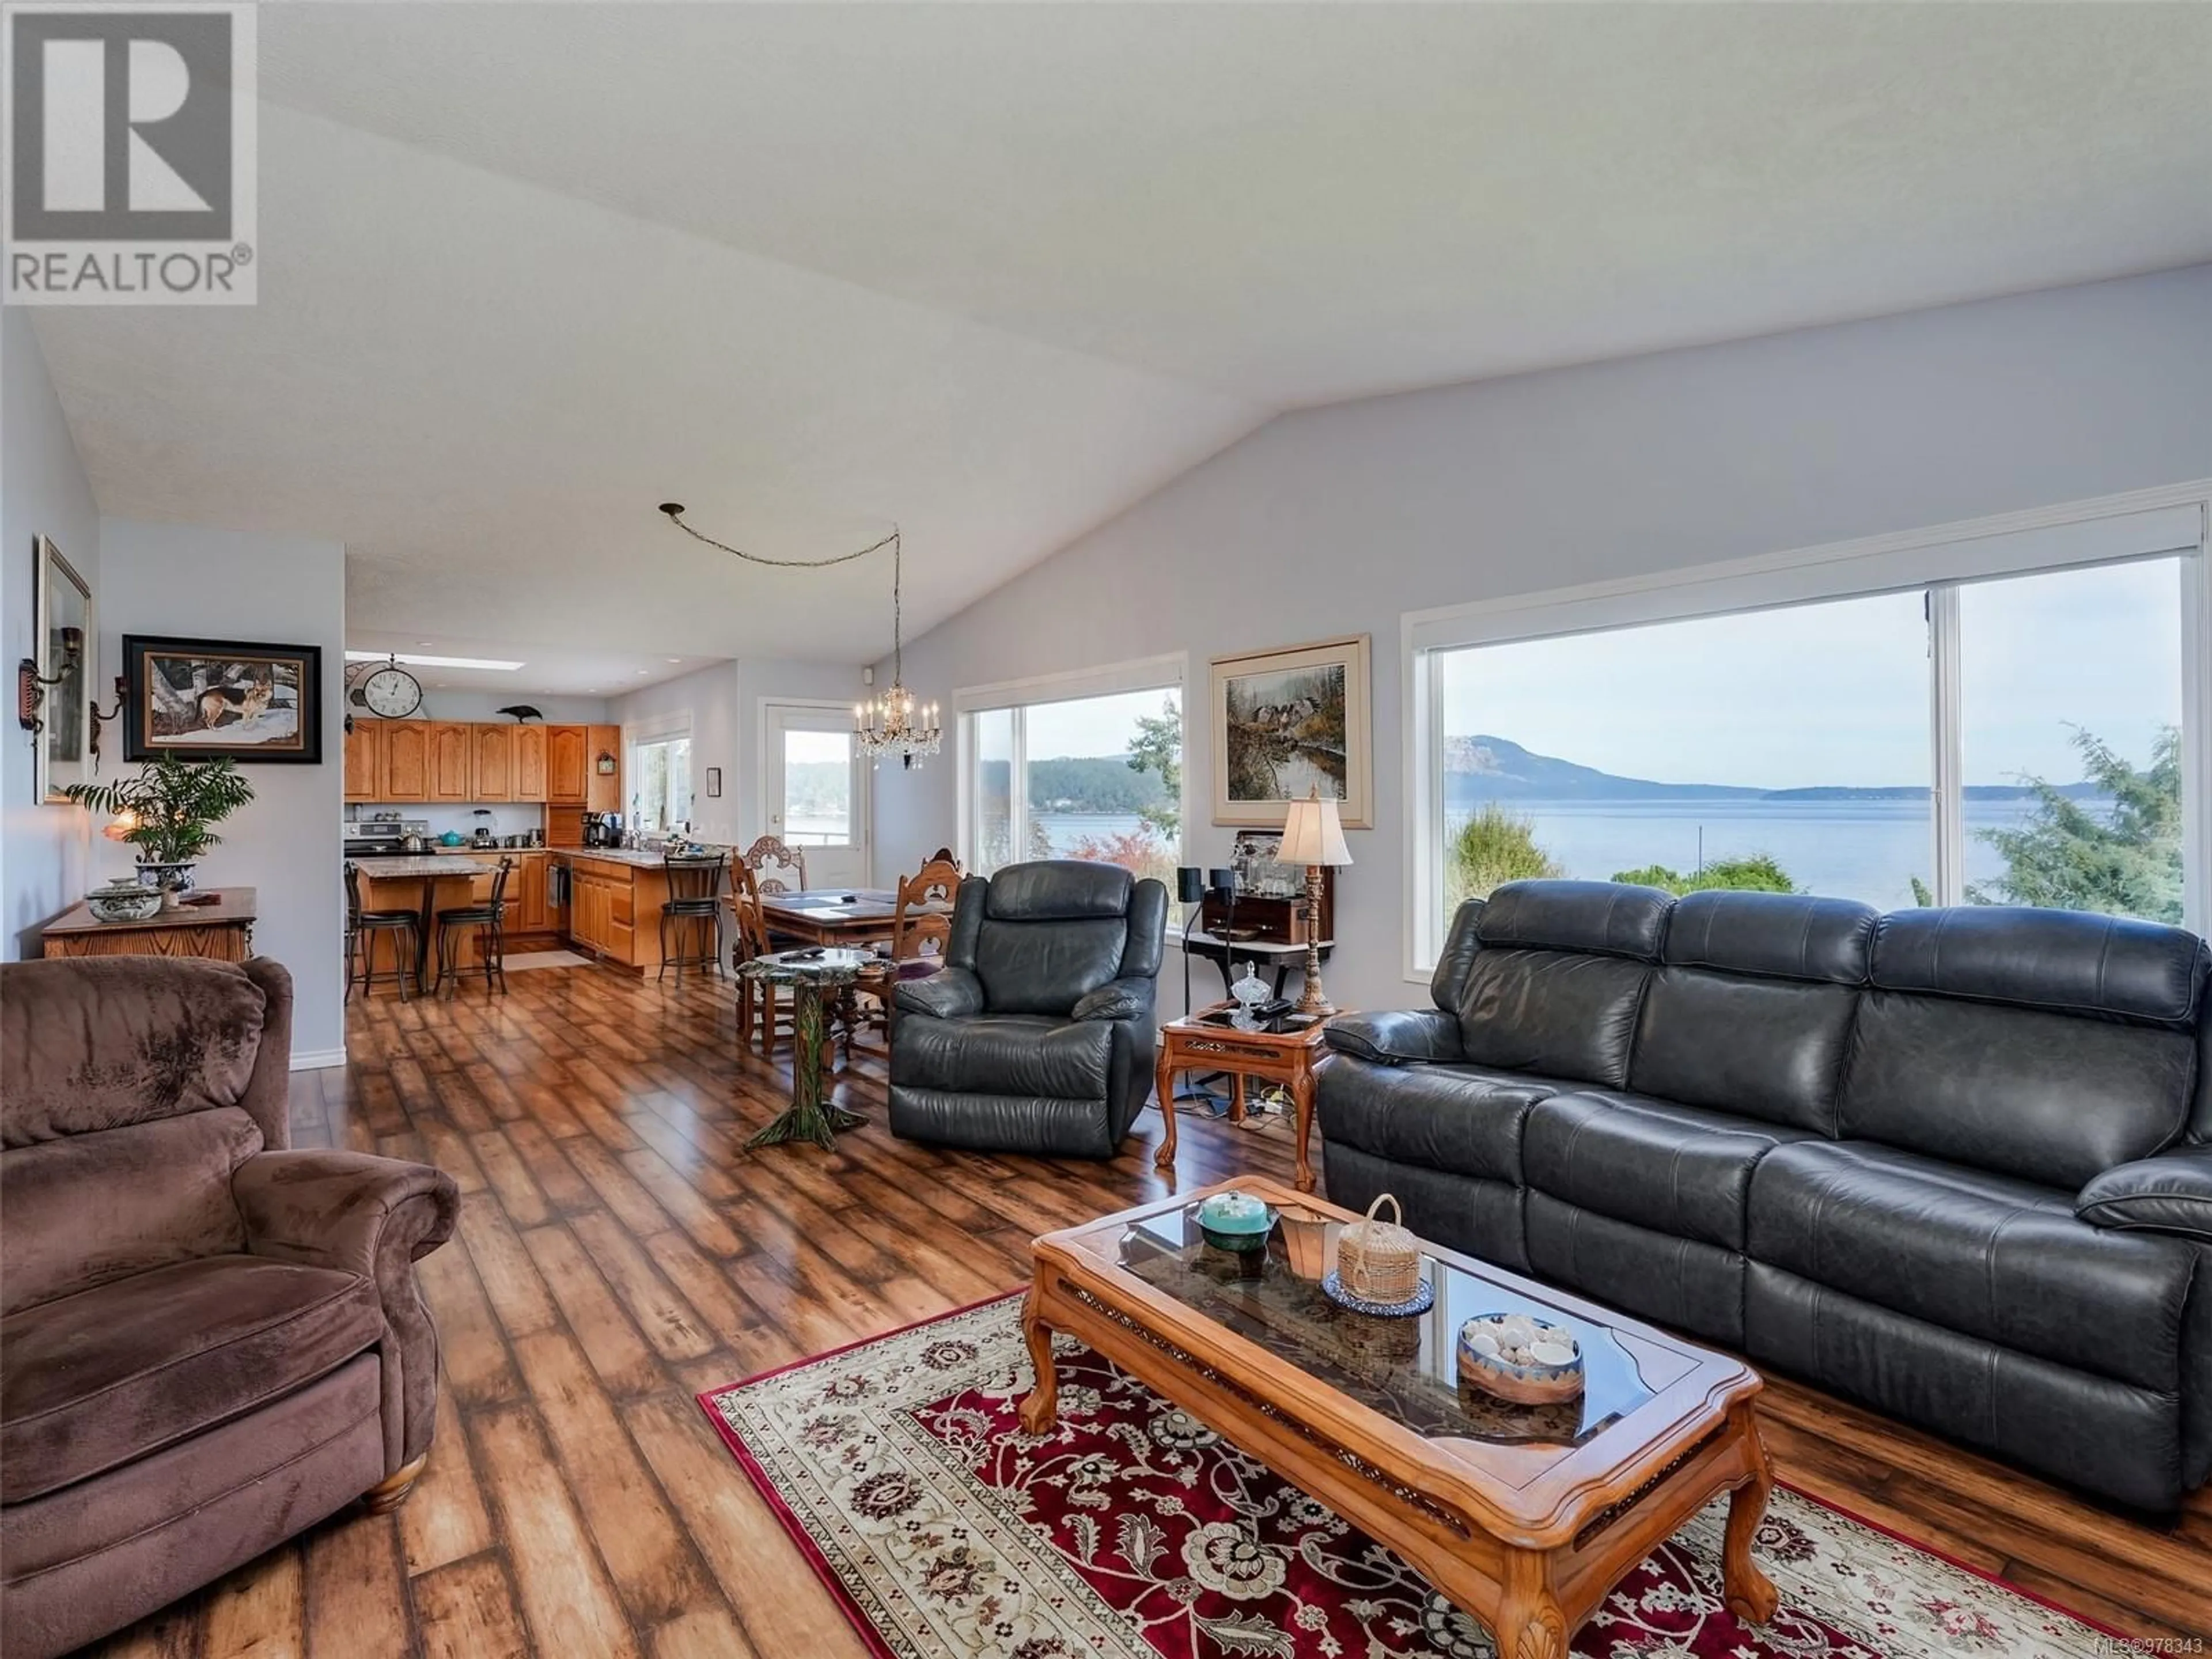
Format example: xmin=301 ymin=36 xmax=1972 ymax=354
xmin=64 ymin=755 xmax=256 ymax=908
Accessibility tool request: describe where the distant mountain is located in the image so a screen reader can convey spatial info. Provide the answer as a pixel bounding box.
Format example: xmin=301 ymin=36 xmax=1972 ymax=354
xmin=1445 ymin=736 xmax=1761 ymax=802
xmin=1445 ymin=735 xmax=2101 ymax=804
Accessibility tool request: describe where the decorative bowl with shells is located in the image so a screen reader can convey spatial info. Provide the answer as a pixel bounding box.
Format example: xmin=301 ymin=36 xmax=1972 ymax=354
xmin=1457 ymin=1312 xmax=1585 ymax=1404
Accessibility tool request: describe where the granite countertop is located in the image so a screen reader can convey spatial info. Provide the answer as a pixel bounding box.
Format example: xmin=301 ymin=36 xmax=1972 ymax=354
xmin=554 ymin=846 xmax=730 ymax=870
xmin=351 ymin=855 xmax=486 ymax=878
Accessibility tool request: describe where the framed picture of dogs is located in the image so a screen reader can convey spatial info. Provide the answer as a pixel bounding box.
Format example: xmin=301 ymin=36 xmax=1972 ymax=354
xmin=120 ymin=635 xmax=324 ymax=764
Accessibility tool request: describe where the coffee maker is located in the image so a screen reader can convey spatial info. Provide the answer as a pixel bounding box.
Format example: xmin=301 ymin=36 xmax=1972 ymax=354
xmin=582 ymin=812 xmax=623 ymax=849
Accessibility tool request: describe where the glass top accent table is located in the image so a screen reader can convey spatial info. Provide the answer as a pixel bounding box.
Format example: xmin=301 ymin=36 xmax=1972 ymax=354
xmin=738 ymin=948 xmax=875 ymax=1149
xmin=1018 ymin=1173 xmax=1777 ymax=1656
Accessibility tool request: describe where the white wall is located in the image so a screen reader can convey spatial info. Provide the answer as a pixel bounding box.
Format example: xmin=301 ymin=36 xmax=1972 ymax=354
xmin=99 ymin=520 xmax=349 ymax=1062
xmin=408 ymin=690 xmax=611 ymax=725
xmin=612 ymin=657 xmax=865 ymax=853
xmin=2 ymin=310 xmax=102 ymax=958
xmin=874 ymin=265 xmax=2212 ymax=1013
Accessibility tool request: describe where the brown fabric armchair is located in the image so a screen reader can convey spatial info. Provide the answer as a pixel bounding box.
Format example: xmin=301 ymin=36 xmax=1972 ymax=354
xmin=0 ymin=956 xmax=459 ymax=1658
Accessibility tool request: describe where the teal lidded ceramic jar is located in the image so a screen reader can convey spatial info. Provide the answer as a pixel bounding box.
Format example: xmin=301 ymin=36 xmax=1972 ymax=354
xmin=1196 ymin=1191 xmax=1275 ymax=1257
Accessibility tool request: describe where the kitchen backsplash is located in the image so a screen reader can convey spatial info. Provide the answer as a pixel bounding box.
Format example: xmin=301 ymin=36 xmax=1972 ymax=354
xmin=347 ymin=803 xmax=548 ymax=838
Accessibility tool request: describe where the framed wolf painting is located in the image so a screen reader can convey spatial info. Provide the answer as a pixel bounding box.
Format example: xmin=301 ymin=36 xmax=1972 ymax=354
xmin=122 ymin=635 xmax=324 ymax=764
xmin=1209 ymin=635 xmax=1372 ymax=828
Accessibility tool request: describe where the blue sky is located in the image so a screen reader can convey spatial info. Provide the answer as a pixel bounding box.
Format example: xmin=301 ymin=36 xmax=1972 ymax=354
xmin=1440 ymin=557 xmax=2184 ymax=790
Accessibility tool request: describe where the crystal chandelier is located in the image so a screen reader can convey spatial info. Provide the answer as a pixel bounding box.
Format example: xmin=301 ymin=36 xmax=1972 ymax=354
xmin=657 ymin=502 xmax=940 ymax=767
xmin=854 ymin=534 xmax=940 ymax=768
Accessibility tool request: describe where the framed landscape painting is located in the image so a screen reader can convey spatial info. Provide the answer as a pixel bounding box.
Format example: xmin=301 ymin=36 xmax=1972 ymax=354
xmin=122 ymin=635 xmax=323 ymax=764
xmin=1209 ymin=635 xmax=1372 ymax=828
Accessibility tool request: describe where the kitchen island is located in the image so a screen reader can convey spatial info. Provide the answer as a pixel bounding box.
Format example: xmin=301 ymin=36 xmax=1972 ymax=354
xmin=351 ymin=851 xmax=563 ymax=983
xmin=554 ymin=849 xmax=726 ymax=973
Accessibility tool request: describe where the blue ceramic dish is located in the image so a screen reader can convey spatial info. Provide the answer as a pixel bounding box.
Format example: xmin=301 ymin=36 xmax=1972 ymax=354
xmin=1320 ymin=1270 xmax=1434 ymax=1318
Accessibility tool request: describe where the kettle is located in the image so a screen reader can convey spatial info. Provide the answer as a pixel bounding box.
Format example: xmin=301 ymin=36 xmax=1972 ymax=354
xmin=402 ymin=831 xmax=426 ymax=854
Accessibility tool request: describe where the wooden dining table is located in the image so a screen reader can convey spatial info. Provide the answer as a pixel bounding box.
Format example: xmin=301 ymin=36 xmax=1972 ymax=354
xmin=726 ymin=887 xmax=951 ymax=950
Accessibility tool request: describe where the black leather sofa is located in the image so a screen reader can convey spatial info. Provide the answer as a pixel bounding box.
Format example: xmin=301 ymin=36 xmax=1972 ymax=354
xmin=889 ymin=861 xmax=1168 ymax=1157
xmin=1318 ymin=880 xmax=2212 ymax=1510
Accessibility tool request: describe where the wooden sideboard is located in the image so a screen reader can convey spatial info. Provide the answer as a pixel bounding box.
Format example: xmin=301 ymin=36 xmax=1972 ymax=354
xmin=43 ymin=888 xmax=258 ymax=961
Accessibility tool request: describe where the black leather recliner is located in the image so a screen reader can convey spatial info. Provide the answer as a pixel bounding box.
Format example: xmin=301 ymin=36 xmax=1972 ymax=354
xmin=889 ymin=861 xmax=1169 ymax=1158
xmin=1318 ymin=880 xmax=2212 ymax=1511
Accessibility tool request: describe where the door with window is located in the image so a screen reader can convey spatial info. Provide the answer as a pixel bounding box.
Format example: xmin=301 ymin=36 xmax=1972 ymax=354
xmin=764 ymin=703 xmax=868 ymax=891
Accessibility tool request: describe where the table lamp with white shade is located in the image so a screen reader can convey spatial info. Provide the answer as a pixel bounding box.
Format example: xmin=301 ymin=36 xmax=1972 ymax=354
xmin=1277 ymin=788 xmax=1351 ymax=1017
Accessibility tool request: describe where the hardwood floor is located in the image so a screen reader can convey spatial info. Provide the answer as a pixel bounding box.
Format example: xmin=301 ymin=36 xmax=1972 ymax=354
xmin=80 ymin=963 xmax=2212 ymax=1656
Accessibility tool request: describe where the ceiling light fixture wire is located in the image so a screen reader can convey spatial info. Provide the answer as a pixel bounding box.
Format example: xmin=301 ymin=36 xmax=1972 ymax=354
xmin=655 ymin=502 xmax=938 ymax=767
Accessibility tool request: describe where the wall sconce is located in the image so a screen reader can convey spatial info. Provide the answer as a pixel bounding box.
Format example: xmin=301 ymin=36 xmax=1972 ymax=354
xmin=88 ymin=674 xmax=127 ymax=771
xmin=16 ymin=625 xmax=83 ymax=736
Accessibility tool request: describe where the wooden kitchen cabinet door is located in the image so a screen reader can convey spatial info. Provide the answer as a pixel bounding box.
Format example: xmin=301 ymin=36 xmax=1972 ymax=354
xmin=473 ymin=725 xmax=515 ymax=801
xmin=382 ymin=721 xmax=431 ymax=800
xmin=547 ymin=726 xmax=588 ymax=804
xmin=343 ymin=721 xmax=384 ymax=802
xmin=513 ymin=724 xmax=548 ymax=801
xmin=586 ymin=725 xmax=623 ymax=813
xmin=429 ymin=722 xmax=475 ymax=802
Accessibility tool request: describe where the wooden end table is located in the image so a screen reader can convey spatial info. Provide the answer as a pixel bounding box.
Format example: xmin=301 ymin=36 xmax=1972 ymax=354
xmin=1018 ymin=1175 xmax=1777 ymax=1658
xmin=1154 ymin=1002 xmax=1334 ymax=1192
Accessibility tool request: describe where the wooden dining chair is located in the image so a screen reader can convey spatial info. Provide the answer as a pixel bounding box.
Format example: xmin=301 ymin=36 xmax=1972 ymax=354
xmin=728 ymin=864 xmax=784 ymax=1053
xmin=853 ymin=853 xmax=963 ymax=1048
xmin=740 ymin=834 xmax=808 ymax=896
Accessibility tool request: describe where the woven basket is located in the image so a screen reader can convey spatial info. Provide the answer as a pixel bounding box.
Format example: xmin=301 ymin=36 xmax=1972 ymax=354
xmin=1338 ymin=1194 xmax=1422 ymax=1304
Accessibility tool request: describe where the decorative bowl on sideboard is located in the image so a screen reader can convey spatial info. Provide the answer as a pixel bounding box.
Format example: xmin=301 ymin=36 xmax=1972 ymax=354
xmin=87 ymin=882 xmax=165 ymax=923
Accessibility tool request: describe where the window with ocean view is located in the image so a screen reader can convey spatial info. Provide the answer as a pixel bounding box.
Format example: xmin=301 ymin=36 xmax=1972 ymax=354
xmin=1413 ymin=511 xmax=2203 ymax=964
xmin=1434 ymin=592 xmax=1931 ymax=913
xmin=963 ymin=677 xmax=1182 ymax=889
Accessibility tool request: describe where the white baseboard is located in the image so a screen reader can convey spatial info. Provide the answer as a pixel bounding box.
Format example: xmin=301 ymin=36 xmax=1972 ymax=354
xmin=291 ymin=1047 xmax=347 ymax=1071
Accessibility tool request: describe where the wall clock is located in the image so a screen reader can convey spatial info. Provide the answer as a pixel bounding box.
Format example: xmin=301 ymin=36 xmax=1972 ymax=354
xmin=360 ymin=657 xmax=423 ymax=718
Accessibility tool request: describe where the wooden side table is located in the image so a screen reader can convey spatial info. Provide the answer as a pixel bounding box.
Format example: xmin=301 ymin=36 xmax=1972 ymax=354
xmin=1154 ymin=1001 xmax=1336 ymax=1192
xmin=41 ymin=888 xmax=258 ymax=961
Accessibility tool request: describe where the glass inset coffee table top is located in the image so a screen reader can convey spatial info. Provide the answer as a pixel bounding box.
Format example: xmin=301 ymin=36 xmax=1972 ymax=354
xmin=1113 ymin=1200 xmax=1698 ymax=1449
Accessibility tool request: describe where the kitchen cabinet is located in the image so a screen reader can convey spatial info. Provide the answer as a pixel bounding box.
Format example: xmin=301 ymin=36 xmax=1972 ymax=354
xmin=547 ymin=726 xmax=588 ymax=804
xmin=382 ymin=722 xmax=431 ymax=800
xmin=347 ymin=719 xmax=609 ymax=807
xmin=472 ymin=724 xmax=514 ymax=801
xmin=559 ymin=855 xmax=666 ymax=969
xmin=343 ymin=721 xmax=383 ymax=802
xmin=514 ymin=724 xmax=547 ymax=801
xmin=457 ymin=851 xmax=550 ymax=935
xmin=429 ymin=723 xmax=475 ymax=803
xmin=586 ymin=725 xmax=623 ymax=813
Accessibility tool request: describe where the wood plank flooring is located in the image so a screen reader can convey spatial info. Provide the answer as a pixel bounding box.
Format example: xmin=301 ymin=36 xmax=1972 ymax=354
xmin=79 ymin=963 xmax=2212 ymax=1656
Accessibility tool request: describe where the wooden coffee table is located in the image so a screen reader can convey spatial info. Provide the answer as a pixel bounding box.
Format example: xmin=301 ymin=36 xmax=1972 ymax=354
xmin=1018 ymin=1175 xmax=1776 ymax=1657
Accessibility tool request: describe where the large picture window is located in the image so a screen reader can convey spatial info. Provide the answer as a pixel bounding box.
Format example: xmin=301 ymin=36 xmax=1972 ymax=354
xmin=1410 ymin=499 xmax=2206 ymax=968
xmin=959 ymin=664 xmax=1183 ymax=888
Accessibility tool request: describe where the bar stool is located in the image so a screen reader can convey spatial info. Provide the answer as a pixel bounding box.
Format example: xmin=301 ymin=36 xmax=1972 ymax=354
xmin=660 ymin=851 xmax=727 ymax=982
xmin=433 ymin=857 xmax=513 ymax=997
xmin=344 ymin=862 xmax=422 ymax=1001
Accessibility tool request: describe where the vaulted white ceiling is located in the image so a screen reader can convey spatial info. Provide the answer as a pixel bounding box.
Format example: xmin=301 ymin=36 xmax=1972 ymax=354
xmin=32 ymin=3 xmax=2212 ymax=694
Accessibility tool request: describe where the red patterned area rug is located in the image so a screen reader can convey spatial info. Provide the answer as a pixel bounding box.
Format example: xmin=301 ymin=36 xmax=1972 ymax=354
xmin=698 ymin=1294 xmax=2117 ymax=1659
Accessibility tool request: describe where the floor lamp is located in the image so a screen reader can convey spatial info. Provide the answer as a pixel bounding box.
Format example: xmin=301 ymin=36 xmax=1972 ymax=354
xmin=1278 ymin=790 xmax=1351 ymax=1017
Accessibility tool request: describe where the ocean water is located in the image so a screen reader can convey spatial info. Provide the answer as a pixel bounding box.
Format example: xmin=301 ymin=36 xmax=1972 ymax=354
xmin=1446 ymin=797 xmax=2054 ymax=910
xmin=1033 ymin=801 xmax=2069 ymax=912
